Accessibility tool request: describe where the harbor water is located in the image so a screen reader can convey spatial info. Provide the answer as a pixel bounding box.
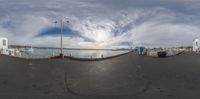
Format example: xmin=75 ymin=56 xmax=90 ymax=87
xmin=20 ymin=48 xmax=130 ymax=58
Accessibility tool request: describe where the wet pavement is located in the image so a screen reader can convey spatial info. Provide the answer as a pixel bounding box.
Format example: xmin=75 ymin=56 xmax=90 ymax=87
xmin=0 ymin=52 xmax=200 ymax=99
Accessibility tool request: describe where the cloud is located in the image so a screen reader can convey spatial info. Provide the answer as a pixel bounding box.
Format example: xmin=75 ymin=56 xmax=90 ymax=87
xmin=0 ymin=0 xmax=200 ymax=48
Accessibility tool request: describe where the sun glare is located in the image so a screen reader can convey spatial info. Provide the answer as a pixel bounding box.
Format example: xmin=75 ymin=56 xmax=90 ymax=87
xmin=95 ymin=31 xmax=110 ymax=42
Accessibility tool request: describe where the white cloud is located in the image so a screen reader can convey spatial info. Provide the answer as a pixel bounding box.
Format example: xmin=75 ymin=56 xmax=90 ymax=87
xmin=0 ymin=0 xmax=200 ymax=48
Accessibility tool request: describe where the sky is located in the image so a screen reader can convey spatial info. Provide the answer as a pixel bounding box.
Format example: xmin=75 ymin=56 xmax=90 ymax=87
xmin=0 ymin=0 xmax=200 ymax=48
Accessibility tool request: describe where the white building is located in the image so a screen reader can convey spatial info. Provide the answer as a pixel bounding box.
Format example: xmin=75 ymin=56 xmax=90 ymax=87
xmin=193 ymin=38 xmax=200 ymax=52
xmin=0 ymin=37 xmax=8 ymax=54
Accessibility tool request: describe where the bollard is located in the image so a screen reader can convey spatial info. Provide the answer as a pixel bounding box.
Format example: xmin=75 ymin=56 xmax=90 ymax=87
xmin=59 ymin=53 xmax=64 ymax=59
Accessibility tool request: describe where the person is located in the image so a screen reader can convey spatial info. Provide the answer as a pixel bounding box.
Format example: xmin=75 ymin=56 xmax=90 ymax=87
xmin=0 ymin=48 xmax=2 ymax=54
xmin=101 ymin=54 xmax=104 ymax=58
xmin=9 ymin=50 xmax=12 ymax=55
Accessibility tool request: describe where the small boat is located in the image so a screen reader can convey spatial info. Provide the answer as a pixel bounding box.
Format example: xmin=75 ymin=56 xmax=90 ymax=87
xmin=20 ymin=47 xmax=34 ymax=54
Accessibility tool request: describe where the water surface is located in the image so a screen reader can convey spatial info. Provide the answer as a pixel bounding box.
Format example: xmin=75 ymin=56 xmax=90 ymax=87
xmin=20 ymin=48 xmax=130 ymax=58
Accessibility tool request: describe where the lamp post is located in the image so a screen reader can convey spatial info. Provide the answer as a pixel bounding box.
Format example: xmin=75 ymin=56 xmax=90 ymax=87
xmin=60 ymin=19 xmax=63 ymax=58
xmin=55 ymin=17 xmax=69 ymax=59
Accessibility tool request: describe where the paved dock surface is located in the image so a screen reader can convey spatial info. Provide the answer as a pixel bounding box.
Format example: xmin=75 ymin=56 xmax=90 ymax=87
xmin=1 ymin=52 xmax=200 ymax=99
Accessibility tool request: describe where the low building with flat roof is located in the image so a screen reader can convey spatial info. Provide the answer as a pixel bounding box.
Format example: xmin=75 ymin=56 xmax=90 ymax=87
xmin=193 ymin=38 xmax=200 ymax=52
xmin=0 ymin=37 xmax=8 ymax=54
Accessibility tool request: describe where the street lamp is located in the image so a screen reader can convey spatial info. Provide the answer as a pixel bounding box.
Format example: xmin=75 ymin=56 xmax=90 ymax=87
xmin=54 ymin=17 xmax=70 ymax=58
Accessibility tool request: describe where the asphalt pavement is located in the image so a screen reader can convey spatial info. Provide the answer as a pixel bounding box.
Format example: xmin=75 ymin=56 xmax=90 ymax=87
xmin=0 ymin=52 xmax=200 ymax=99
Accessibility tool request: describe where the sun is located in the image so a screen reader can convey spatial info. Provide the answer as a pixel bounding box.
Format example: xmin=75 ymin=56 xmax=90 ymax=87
xmin=95 ymin=31 xmax=110 ymax=42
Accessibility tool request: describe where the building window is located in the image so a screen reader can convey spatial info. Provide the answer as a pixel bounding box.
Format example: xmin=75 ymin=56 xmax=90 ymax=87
xmin=3 ymin=40 xmax=6 ymax=46
xmin=196 ymin=42 xmax=198 ymax=46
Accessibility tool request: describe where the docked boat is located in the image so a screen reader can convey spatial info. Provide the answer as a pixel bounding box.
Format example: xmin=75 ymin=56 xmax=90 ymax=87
xmin=20 ymin=47 xmax=34 ymax=54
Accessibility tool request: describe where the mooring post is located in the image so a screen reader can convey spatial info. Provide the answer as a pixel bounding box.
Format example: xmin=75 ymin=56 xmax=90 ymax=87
xmin=59 ymin=53 xmax=64 ymax=59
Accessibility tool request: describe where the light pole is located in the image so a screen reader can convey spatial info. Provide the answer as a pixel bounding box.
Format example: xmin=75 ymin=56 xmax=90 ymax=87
xmin=60 ymin=19 xmax=63 ymax=57
xmin=54 ymin=17 xmax=69 ymax=59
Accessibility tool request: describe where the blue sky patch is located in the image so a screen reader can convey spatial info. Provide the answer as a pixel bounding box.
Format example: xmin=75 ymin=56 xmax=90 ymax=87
xmin=35 ymin=27 xmax=94 ymax=42
xmin=36 ymin=27 xmax=78 ymax=37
